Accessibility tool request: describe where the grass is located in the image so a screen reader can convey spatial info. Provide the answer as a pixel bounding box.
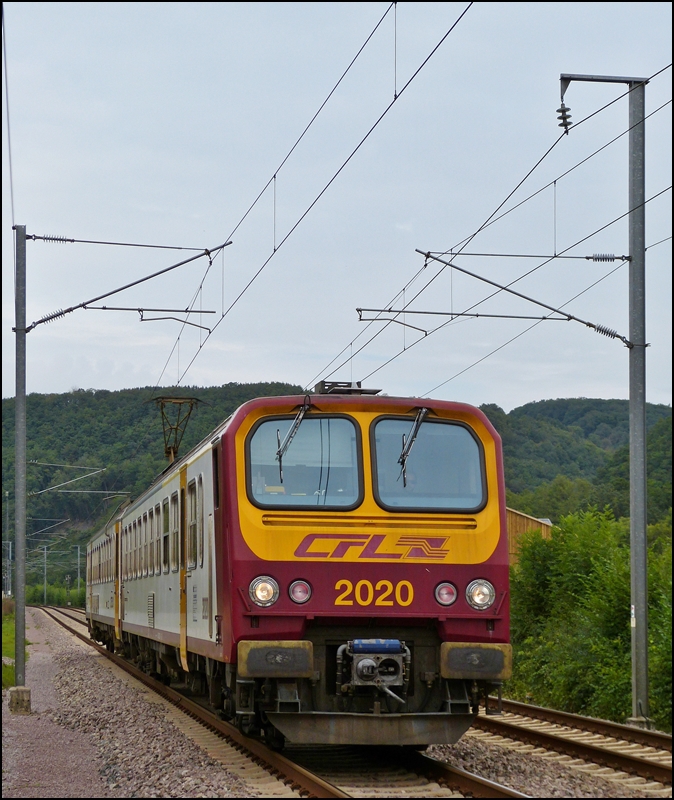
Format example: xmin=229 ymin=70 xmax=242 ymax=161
xmin=2 ymin=598 xmax=29 ymax=689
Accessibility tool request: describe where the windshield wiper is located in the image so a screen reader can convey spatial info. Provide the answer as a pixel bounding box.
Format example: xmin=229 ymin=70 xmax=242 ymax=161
xmin=398 ymin=407 xmax=429 ymax=487
xmin=276 ymin=396 xmax=312 ymax=484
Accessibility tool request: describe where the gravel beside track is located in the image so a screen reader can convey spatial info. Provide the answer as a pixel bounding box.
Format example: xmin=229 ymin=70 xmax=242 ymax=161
xmin=429 ymin=734 xmax=670 ymax=798
xmin=3 ymin=607 xmax=670 ymax=799
xmin=2 ymin=608 xmax=256 ymax=798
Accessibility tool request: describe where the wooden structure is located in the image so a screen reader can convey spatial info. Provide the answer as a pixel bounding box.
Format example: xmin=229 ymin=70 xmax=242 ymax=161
xmin=506 ymin=507 xmax=553 ymax=565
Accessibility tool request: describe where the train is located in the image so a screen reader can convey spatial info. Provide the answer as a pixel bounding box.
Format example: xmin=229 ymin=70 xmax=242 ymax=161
xmin=86 ymin=382 xmax=511 ymax=748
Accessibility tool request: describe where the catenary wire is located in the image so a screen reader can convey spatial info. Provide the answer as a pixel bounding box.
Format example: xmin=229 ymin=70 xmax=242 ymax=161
xmin=364 ymin=67 xmax=672 ymax=341
xmin=421 ymin=258 xmax=632 ymax=397
xmin=26 ymin=235 xmax=206 ymax=251
xmin=307 ymin=98 xmax=671 ymax=388
xmin=440 ymin=97 xmax=672 ymax=255
xmin=151 ymin=3 xmax=398 ymax=388
xmin=2 ymin=5 xmax=14 ymax=228
xmin=63 ymin=4 xmax=405 ymax=531
xmin=362 ymin=191 xmax=672 ymax=381
xmin=308 ymin=75 xmax=671 ymax=388
xmin=174 ymin=3 xmax=474 ymax=388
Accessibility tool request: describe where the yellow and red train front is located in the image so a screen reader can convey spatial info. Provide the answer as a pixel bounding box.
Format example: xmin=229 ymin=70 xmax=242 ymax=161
xmin=216 ymin=393 xmax=510 ymax=746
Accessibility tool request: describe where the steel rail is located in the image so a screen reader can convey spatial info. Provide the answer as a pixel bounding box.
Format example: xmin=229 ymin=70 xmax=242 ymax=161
xmin=42 ymin=607 xmax=529 ymax=798
xmin=487 ymin=696 xmax=672 ymax=752
xmin=42 ymin=607 xmax=528 ymax=798
xmin=474 ymin=715 xmax=672 ymax=785
xmin=397 ymin=749 xmax=529 ymax=798
xmin=39 ymin=607 xmax=349 ymax=799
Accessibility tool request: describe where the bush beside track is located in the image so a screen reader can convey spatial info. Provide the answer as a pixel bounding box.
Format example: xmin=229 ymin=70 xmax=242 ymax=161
xmin=507 ymin=508 xmax=672 ymax=733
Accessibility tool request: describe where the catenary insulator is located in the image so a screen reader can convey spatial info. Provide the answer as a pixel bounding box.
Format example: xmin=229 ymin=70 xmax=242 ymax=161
xmin=557 ymin=103 xmax=572 ymax=133
xmin=595 ymin=324 xmax=618 ymax=339
xmin=592 ymin=254 xmax=615 ymax=262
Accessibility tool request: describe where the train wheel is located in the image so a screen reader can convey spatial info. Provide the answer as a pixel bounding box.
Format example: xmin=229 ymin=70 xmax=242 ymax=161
xmin=263 ymin=722 xmax=285 ymax=751
xmin=236 ymin=714 xmax=259 ymax=736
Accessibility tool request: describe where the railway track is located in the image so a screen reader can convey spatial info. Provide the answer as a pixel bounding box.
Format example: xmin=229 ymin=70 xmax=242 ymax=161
xmin=470 ymin=697 xmax=672 ymax=795
xmin=486 ymin=696 xmax=672 ymax=753
xmin=40 ymin=607 xmax=528 ymax=798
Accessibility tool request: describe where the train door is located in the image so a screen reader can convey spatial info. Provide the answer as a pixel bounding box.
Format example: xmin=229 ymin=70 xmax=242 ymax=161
xmin=179 ymin=466 xmax=189 ymax=671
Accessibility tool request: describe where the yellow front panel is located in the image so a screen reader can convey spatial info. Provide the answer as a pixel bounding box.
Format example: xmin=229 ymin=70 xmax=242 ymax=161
xmin=236 ymin=405 xmax=501 ymax=565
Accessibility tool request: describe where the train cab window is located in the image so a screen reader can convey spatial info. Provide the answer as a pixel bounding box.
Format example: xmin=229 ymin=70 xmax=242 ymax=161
xmin=187 ymin=480 xmax=197 ymax=571
xmin=371 ymin=417 xmax=486 ymax=512
xmin=247 ymin=415 xmax=362 ymax=509
xmin=162 ymin=499 xmax=170 ymax=573
xmin=154 ymin=504 xmax=161 ymax=575
xmin=170 ymin=492 xmax=179 ymax=572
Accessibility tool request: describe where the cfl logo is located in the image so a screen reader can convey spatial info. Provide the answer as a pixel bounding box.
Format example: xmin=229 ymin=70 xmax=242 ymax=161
xmin=294 ymin=533 xmax=449 ymax=560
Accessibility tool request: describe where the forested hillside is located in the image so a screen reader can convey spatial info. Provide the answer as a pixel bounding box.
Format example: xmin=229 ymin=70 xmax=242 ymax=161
xmin=486 ymin=401 xmax=672 ymax=524
xmin=2 ymin=388 xmax=671 ymax=539
xmin=1 ymin=382 xmax=302 ymax=533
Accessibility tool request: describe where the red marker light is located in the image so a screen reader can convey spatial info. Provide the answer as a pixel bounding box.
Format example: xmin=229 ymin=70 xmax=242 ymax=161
xmin=435 ymin=582 xmax=458 ymax=606
xmin=289 ymin=580 xmax=312 ymax=604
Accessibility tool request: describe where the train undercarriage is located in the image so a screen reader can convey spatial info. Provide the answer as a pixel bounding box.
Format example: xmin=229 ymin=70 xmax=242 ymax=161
xmin=89 ymin=619 xmax=509 ymax=748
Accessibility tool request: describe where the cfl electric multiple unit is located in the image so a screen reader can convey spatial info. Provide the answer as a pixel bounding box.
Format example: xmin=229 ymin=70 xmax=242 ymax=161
xmin=87 ymin=385 xmax=510 ymax=747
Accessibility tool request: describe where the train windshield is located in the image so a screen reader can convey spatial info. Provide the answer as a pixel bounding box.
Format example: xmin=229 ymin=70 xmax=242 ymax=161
xmin=372 ymin=417 xmax=485 ymax=511
xmin=248 ymin=416 xmax=361 ymax=508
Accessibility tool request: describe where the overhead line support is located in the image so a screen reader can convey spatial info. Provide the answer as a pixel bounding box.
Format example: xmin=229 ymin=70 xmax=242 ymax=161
xmin=561 ymin=72 xmax=650 ymax=729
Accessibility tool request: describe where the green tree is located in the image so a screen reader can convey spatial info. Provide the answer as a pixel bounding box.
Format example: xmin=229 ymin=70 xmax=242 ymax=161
xmin=508 ymin=509 xmax=671 ymax=732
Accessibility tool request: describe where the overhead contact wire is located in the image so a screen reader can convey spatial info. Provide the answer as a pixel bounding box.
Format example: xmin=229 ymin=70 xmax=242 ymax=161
xmin=155 ymin=3 xmax=397 ymax=389
xmin=176 ymin=3 xmax=474 ymax=386
xmin=359 ymin=189 xmax=671 ymax=385
xmin=105 ymin=4 xmax=399 ymax=501
xmin=311 ymin=71 xmax=671 ymax=388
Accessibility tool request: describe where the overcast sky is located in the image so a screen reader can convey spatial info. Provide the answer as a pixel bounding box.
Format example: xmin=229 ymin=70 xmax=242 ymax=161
xmin=2 ymin=2 xmax=671 ymax=413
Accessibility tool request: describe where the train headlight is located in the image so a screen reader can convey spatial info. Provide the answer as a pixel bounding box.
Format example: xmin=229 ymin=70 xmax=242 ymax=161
xmin=466 ymin=579 xmax=496 ymax=610
xmin=289 ymin=580 xmax=312 ymax=604
xmin=249 ymin=576 xmax=280 ymax=607
xmin=434 ymin=582 xmax=458 ymax=606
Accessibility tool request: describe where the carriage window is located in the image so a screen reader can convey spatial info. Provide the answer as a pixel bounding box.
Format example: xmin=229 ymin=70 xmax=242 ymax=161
xmin=155 ymin=504 xmax=161 ymax=575
xmin=187 ymin=480 xmax=197 ymax=570
xmin=148 ymin=509 xmax=154 ymax=574
xmin=171 ymin=492 xmax=179 ymax=572
xmin=372 ymin=417 xmax=486 ymax=512
xmin=198 ymin=475 xmax=204 ymax=568
xmin=132 ymin=520 xmax=138 ymax=578
xmin=143 ymin=513 xmax=149 ymax=577
xmin=247 ymin=416 xmax=361 ymax=508
xmin=162 ymin=499 xmax=170 ymax=573
xmin=138 ymin=517 xmax=143 ymax=576
xmin=122 ymin=527 xmax=127 ymax=580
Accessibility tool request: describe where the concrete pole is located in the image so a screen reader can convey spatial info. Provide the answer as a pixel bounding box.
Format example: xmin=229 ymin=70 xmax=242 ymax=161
xmin=560 ymin=74 xmax=650 ymax=728
xmin=5 ymin=490 xmax=9 ymax=596
xmin=13 ymin=224 xmax=26 ymax=686
xmin=43 ymin=545 xmax=47 ymax=605
xmin=627 ymin=80 xmax=649 ymax=728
